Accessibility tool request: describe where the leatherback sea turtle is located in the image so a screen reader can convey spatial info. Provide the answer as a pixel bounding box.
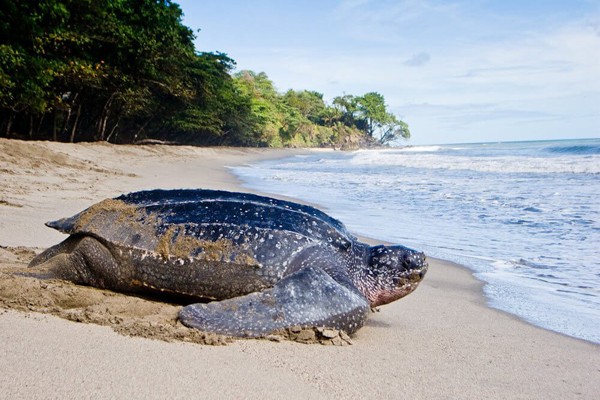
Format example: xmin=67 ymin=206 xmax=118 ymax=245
xmin=29 ymin=189 xmax=428 ymax=337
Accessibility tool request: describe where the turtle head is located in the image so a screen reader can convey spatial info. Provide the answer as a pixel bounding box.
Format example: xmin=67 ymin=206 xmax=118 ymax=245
xmin=356 ymin=245 xmax=428 ymax=307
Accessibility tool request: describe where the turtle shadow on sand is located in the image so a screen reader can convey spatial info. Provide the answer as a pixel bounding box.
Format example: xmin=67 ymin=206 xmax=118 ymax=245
xmin=6 ymin=189 xmax=428 ymax=345
xmin=363 ymin=318 xmax=393 ymax=329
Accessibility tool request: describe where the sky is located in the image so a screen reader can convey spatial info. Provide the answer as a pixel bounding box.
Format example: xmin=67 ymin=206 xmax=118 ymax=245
xmin=176 ymin=0 xmax=600 ymax=145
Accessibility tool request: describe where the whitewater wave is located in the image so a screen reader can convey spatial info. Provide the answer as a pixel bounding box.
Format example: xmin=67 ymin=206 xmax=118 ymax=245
xmin=348 ymin=152 xmax=600 ymax=174
xmin=394 ymin=145 xmax=444 ymax=153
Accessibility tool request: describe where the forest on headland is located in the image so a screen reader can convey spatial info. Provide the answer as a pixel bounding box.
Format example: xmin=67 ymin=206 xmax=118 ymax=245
xmin=0 ymin=0 xmax=410 ymax=148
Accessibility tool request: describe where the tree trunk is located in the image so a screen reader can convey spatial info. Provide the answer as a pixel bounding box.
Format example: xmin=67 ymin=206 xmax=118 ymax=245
xmin=60 ymin=92 xmax=80 ymax=138
xmin=5 ymin=114 xmax=13 ymax=137
xmin=36 ymin=114 xmax=45 ymax=137
xmin=367 ymin=118 xmax=374 ymax=137
xmin=98 ymin=93 xmax=116 ymax=141
xmin=133 ymin=116 xmax=153 ymax=143
xmin=100 ymin=114 xmax=109 ymax=141
xmin=28 ymin=114 xmax=34 ymax=138
xmin=69 ymin=104 xmax=82 ymax=143
xmin=61 ymin=107 xmax=72 ymax=138
xmin=53 ymin=111 xmax=58 ymax=141
xmin=105 ymin=116 xmax=120 ymax=143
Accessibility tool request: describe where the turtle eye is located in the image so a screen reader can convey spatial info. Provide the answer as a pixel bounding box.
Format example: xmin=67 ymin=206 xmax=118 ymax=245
xmin=403 ymin=251 xmax=427 ymax=270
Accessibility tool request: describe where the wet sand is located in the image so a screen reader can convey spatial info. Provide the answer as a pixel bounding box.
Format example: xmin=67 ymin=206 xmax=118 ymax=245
xmin=0 ymin=138 xmax=598 ymax=399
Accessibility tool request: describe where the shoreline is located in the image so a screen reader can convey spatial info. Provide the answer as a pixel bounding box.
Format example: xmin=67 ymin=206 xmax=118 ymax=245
xmin=1 ymin=138 xmax=598 ymax=399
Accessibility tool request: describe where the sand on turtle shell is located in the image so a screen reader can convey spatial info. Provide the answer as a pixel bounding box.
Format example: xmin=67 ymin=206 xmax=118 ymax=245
xmin=76 ymin=200 xmax=261 ymax=265
xmin=156 ymin=225 xmax=259 ymax=265
xmin=0 ymin=246 xmax=351 ymax=345
xmin=74 ymin=198 xmax=141 ymax=231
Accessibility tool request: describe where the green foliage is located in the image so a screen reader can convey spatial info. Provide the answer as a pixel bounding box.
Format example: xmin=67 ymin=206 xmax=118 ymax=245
xmin=0 ymin=0 xmax=411 ymax=146
xmin=331 ymin=92 xmax=410 ymax=144
xmin=283 ymin=90 xmax=326 ymax=124
xmin=0 ymin=0 xmax=200 ymax=141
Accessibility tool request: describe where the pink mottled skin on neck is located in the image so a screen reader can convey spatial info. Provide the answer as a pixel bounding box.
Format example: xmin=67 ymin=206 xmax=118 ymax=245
xmin=368 ymin=282 xmax=421 ymax=307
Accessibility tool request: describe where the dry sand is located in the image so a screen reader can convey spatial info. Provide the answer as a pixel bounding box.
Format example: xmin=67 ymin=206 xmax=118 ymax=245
xmin=0 ymin=138 xmax=598 ymax=399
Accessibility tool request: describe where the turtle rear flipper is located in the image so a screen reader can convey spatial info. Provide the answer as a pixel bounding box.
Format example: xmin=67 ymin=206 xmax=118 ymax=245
xmin=28 ymin=236 xmax=123 ymax=288
xmin=178 ymin=266 xmax=370 ymax=337
xmin=29 ymin=235 xmax=83 ymax=268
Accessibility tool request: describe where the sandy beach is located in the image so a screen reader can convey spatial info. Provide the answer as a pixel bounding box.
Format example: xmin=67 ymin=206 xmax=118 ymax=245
xmin=1 ymin=138 xmax=598 ymax=399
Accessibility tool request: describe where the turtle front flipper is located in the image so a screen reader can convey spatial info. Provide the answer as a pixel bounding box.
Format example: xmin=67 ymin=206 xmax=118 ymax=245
xmin=178 ymin=266 xmax=370 ymax=337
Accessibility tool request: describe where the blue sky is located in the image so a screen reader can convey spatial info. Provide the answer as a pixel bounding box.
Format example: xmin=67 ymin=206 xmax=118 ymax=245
xmin=176 ymin=0 xmax=599 ymax=144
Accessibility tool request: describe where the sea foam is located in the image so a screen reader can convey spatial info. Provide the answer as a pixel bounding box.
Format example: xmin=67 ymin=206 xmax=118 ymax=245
xmin=233 ymin=139 xmax=600 ymax=344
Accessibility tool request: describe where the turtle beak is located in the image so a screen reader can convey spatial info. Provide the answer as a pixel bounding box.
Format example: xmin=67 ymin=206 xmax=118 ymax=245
xmin=400 ymin=249 xmax=428 ymax=286
xmin=404 ymin=250 xmax=428 ymax=277
xmin=369 ymin=245 xmax=427 ymax=273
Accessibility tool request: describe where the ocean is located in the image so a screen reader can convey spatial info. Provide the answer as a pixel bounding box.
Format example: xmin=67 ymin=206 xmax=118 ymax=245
xmin=232 ymin=138 xmax=600 ymax=344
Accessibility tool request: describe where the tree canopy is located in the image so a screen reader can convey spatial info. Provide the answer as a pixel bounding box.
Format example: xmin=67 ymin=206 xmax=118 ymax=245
xmin=0 ymin=0 xmax=410 ymax=147
xmin=332 ymin=92 xmax=410 ymax=145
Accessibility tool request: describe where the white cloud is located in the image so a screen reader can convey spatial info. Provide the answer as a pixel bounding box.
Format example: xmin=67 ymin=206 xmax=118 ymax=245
xmin=404 ymin=52 xmax=431 ymax=67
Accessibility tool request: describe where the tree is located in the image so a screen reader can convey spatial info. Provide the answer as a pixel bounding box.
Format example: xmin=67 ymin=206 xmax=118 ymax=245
xmin=354 ymin=92 xmax=411 ymax=144
xmin=283 ymin=90 xmax=326 ymax=123
xmin=378 ymin=118 xmax=410 ymax=144
xmin=332 ymin=94 xmax=358 ymax=126
xmin=355 ymin=92 xmax=389 ymax=137
xmin=167 ymin=52 xmax=256 ymax=146
xmin=232 ymin=70 xmax=282 ymax=145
